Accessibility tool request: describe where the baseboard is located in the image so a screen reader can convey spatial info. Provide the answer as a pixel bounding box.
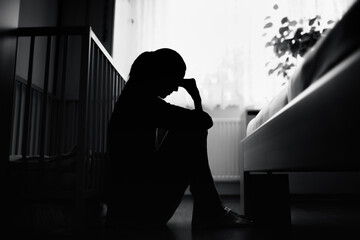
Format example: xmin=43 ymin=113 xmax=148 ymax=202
xmin=290 ymin=193 xmax=360 ymax=202
xmin=184 ymin=181 xmax=240 ymax=196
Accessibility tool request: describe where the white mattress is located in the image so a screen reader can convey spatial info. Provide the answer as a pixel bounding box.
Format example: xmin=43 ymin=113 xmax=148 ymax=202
xmin=246 ymin=83 xmax=289 ymax=135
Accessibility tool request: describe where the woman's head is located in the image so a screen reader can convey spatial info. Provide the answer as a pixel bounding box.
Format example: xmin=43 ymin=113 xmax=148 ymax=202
xmin=128 ymin=48 xmax=186 ymax=98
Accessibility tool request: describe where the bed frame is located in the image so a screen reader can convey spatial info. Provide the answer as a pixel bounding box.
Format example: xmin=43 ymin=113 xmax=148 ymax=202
xmin=8 ymin=27 xmax=126 ymax=235
xmin=239 ymin=48 xmax=360 ymax=225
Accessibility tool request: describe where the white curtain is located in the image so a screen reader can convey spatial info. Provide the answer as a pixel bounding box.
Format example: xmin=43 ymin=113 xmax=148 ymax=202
xmin=113 ymin=0 xmax=355 ymax=110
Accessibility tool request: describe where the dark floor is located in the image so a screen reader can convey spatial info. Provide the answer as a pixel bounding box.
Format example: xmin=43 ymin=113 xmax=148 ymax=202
xmin=9 ymin=194 xmax=360 ymax=240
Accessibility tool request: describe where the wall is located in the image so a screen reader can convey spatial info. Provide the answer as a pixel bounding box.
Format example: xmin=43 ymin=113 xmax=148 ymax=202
xmin=18 ymin=0 xmax=59 ymax=27
xmin=18 ymin=0 xmax=115 ymax=54
xmin=0 ymin=0 xmax=20 ymax=156
xmin=59 ymin=0 xmax=115 ymax=55
xmin=0 ymin=0 xmax=20 ymax=232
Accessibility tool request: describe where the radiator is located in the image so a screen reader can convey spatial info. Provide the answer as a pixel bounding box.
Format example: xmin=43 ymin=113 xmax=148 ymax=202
xmin=207 ymin=118 xmax=244 ymax=182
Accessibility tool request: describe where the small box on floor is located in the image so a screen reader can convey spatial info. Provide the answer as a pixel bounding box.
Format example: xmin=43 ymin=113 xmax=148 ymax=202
xmin=244 ymin=173 xmax=291 ymax=226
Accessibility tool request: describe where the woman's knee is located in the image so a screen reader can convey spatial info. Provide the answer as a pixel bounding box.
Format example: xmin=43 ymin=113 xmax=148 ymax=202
xmin=157 ymin=129 xmax=208 ymax=163
xmin=164 ymin=129 xmax=207 ymax=145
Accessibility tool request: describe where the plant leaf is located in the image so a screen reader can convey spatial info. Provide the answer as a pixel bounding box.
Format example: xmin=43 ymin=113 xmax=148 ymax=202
xmin=322 ymin=28 xmax=330 ymax=34
xmin=279 ymin=26 xmax=289 ymax=36
xmin=264 ymin=22 xmax=273 ymax=28
xmin=309 ymin=17 xmax=317 ymax=26
xmin=265 ymin=42 xmax=273 ymax=47
xmin=289 ymin=20 xmax=297 ymax=27
xmin=294 ymin=28 xmax=303 ymax=38
xmin=281 ymin=17 xmax=289 ymax=24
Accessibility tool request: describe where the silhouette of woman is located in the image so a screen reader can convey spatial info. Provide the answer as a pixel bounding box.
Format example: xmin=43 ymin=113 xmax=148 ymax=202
xmin=107 ymin=48 xmax=252 ymax=229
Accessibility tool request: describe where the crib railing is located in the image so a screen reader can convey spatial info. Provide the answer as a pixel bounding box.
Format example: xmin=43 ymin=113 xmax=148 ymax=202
xmin=9 ymin=27 xmax=125 ymax=231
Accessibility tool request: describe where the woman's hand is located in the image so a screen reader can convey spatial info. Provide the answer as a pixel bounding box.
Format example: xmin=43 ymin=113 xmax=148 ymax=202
xmin=180 ymin=78 xmax=202 ymax=110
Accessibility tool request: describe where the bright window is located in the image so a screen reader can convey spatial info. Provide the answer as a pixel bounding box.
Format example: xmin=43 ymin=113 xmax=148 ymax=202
xmin=112 ymin=0 xmax=355 ymax=110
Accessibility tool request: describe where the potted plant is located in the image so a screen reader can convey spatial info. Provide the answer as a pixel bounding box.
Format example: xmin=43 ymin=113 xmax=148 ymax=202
xmin=263 ymin=4 xmax=335 ymax=80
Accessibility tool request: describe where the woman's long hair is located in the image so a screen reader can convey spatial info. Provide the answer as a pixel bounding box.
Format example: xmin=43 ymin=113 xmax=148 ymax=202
xmin=127 ymin=48 xmax=186 ymax=88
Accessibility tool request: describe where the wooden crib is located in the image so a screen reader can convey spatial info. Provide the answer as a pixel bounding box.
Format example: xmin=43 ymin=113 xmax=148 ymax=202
xmin=8 ymin=27 xmax=126 ymax=235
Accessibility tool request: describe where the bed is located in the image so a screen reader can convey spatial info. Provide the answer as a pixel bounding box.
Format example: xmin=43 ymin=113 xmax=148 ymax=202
xmin=239 ymin=1 xmax=360 ymax=225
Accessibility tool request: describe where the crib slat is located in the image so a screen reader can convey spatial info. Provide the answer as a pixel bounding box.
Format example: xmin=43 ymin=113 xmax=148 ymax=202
xmin=92 ymin=47 xmax=98 ymax=154
xmin=78 ymin=30 xmax=92 ymax=193
xmin=55 ymin=35 xmax=68 ymax=181
xmin=97 ymin=55 xmax=103 ymax=153
xmin=86 ymin=41 xmax=94 ymax=161
xmin=96 ymin=51 xmax=102 ymax=152
xmin=30 ymin=91 xmax=41 ymax=156
xmin=105 ymin=63 xmax=112 ymax=150
xmin=101 ymin=59 xmax=108 ymax=152
xmin=93 ymin=46 xmax=100 ymax=153
xmin=21 ymin=36 xmax=35 ymax=163
xmin=91 ymin=41 xmax=96 ymax=153
xmin=102 ymin=60 xmax=106 ymax=153
xmin=48 ymin=34 xmax=62 ymax=156
xmin=117 ymin=73 xmax=121 ymax=100
xmin=39 ymin=35 xmax=52 ymax=172
xmin=110 ymin=68 xmax=115 ymax=116
xmin=98 ymin=55 xmax=103 ymax=153
xmin=14 ymin=81 xmax=23 ymax=154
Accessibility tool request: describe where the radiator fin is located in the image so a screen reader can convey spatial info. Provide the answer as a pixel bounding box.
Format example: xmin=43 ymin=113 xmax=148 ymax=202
xmin=207 ymin=118 xmax=243 ymax=182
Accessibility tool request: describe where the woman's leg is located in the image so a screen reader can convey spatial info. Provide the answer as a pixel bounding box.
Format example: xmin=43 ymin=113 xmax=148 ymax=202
xmin=156 ymin=129 xmax=253 ymax=229
xmin=106 ymin=128 xmax=248 ymax=228
xmin=106 ymin=129 xmax=195 ymax=227
xmin=155 ymin=129 xmax=223 ymax=218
